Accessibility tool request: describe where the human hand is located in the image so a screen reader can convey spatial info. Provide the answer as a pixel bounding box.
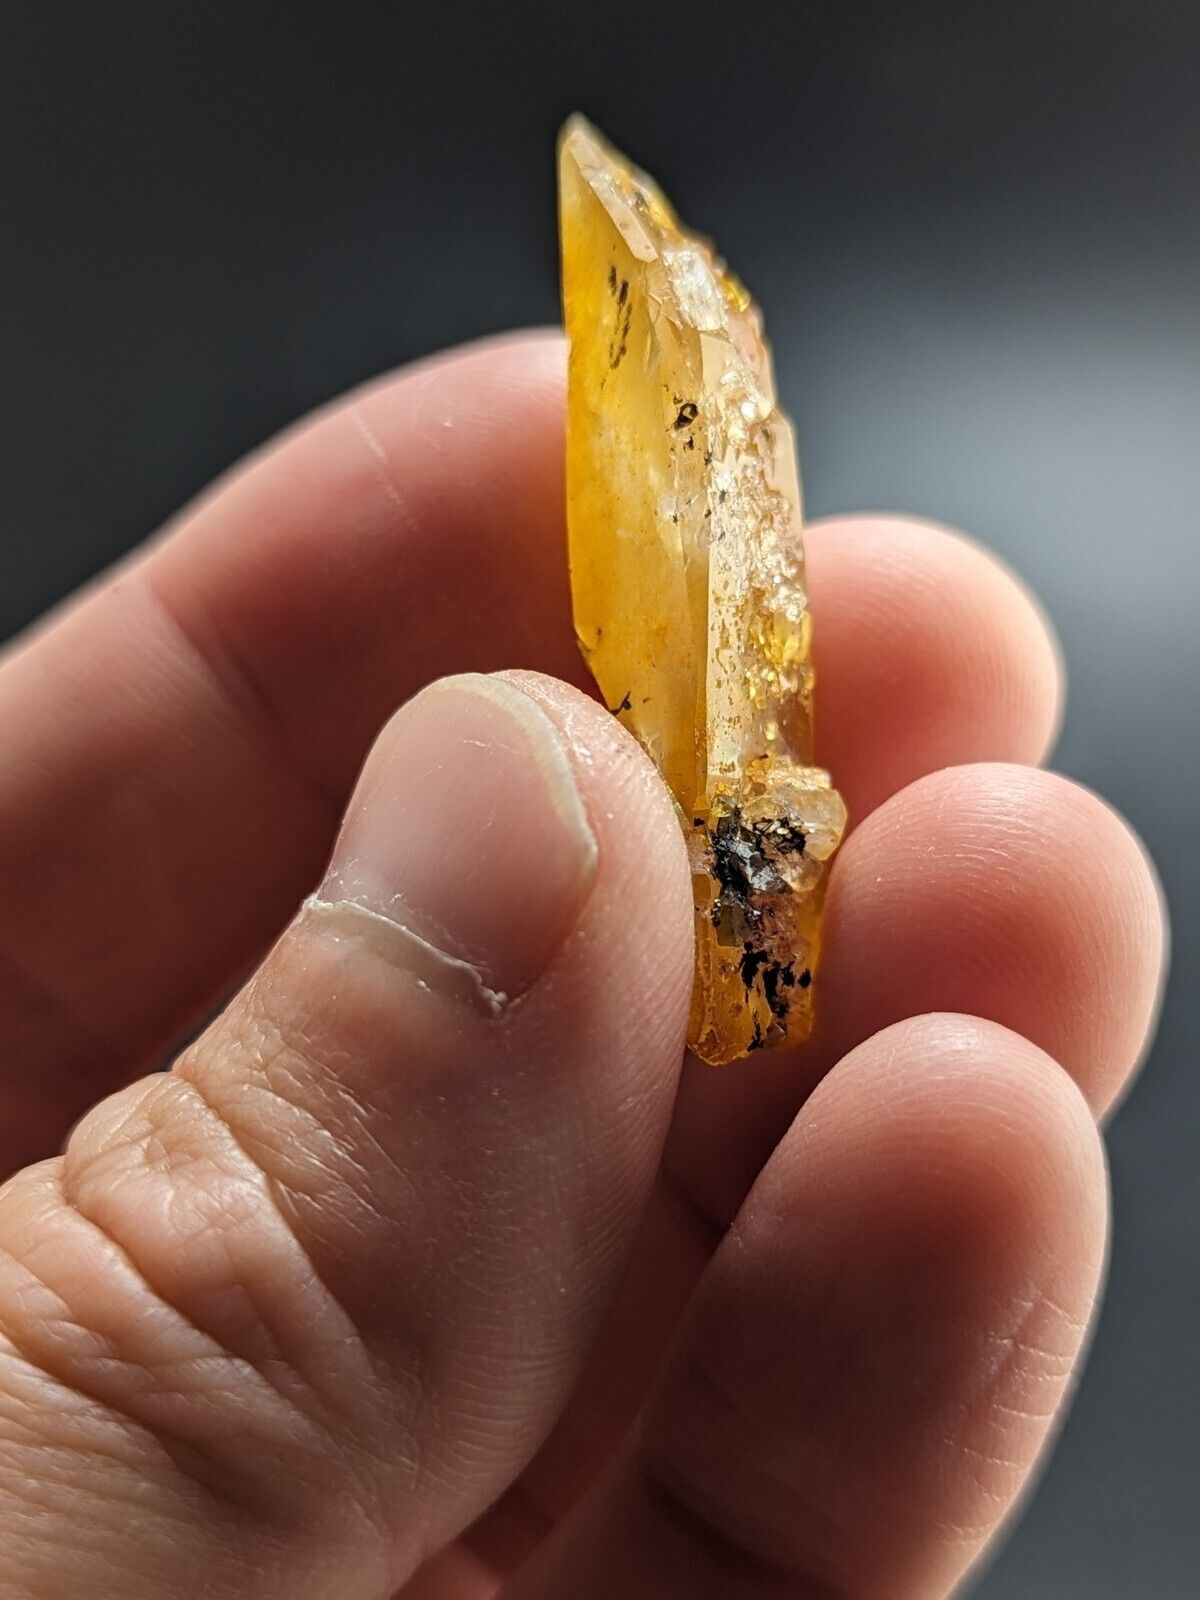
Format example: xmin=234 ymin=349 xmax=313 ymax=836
xmin=0 ymin=334 xmax=1166 ymax=1598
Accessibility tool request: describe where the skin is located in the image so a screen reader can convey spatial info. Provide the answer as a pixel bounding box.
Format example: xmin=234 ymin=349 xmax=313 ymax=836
xmin=0 ymin=332 xmax=1167 ymax=1599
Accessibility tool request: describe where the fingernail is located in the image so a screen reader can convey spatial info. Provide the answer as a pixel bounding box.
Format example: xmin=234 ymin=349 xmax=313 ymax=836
xmin=321 ymin=673 xmax=598 ymax=1003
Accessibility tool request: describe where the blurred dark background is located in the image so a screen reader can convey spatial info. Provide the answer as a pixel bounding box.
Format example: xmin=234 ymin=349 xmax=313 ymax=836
xmin=2 ymin=3 xmax=1195 ymax=1592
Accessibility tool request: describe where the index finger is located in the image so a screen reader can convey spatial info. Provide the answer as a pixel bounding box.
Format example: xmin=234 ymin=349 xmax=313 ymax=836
xmin=0 ymin=333 xmax=575 ymax=1171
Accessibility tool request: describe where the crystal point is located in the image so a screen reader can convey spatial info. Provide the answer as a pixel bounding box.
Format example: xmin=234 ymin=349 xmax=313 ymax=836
xmin=558 ymin=116 xmax=846 ymax=1065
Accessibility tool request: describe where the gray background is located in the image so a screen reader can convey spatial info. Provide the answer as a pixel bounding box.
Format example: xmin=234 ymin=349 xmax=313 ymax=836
xmin=1 ymin=2 xmax=1195 ymax=1593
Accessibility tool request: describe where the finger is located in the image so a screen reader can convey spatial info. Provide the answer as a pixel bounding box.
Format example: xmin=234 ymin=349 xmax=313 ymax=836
xmin=0 ymin=674 xmax=693 ymax=1600
xmin=509 ymin=1015 xmax=1108 ymax=1600
xmin=670 ymin=763 xmax=1167 ymax=1225
xmin=0 ymin=333 xmax=575 ymax=1174
xmin=0 ymin=429 xmax=1060 ymax=1170
xmin=465 ymin=759 xmax=1163 ymax=1563
xmin=807 ymin=513 xmax=1064 ymax=820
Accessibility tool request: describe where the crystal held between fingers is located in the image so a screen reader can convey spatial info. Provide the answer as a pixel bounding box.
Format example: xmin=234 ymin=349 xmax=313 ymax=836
xmin=558 ymin=116 xmax=846 ymax=1065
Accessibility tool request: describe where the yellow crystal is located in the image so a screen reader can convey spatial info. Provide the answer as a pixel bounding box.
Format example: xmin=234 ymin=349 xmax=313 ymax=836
xmin=558 ymin=116 xmax=846 ymax=1065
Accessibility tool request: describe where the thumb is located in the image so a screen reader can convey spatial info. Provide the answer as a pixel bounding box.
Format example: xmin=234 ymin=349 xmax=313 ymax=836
xmin=0 ymin=672 xmax=692 ymax=1600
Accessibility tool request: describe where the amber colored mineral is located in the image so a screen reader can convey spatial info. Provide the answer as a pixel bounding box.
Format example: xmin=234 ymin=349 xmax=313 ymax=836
xmin=558 ymin=116 xmax=846 ymax=1065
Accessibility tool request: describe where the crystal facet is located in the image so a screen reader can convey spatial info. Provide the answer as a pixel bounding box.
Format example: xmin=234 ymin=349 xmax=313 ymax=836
xmin=558 ymin=117 xmax=846 ymax=1065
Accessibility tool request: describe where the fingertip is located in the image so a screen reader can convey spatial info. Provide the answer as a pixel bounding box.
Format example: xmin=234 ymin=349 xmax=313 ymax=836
xmin=323 ymin=672 xmax=601 ymax=1003
xmin=1087 ymin=791 xmax=1172 ymax=1118
xmin=823 ymin=762 xmax=1168 ymax=1116
xmin=788 ymin=1013 xmax=1108 ymax=1274
xmin=494 ymin=670 xmax=694 ymax=1026
xmin=496 ymin=669 xmax=687 ymax=831
xmin=806 ymin=514 xmax=1065 ymax=818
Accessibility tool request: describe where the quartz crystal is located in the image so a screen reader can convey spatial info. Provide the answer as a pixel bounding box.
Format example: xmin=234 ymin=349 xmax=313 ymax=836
xmin=558 ymin=116 xmax=846 ymax=1065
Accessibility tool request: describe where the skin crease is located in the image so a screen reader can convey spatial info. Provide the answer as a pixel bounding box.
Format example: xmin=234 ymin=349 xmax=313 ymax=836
xmin=0 ymin=334 xmax=1169 ymax=1600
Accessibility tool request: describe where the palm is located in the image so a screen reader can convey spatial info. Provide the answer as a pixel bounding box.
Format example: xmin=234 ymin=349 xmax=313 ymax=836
xmin=0 ymin=335 xmax=1163 ymax=1599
